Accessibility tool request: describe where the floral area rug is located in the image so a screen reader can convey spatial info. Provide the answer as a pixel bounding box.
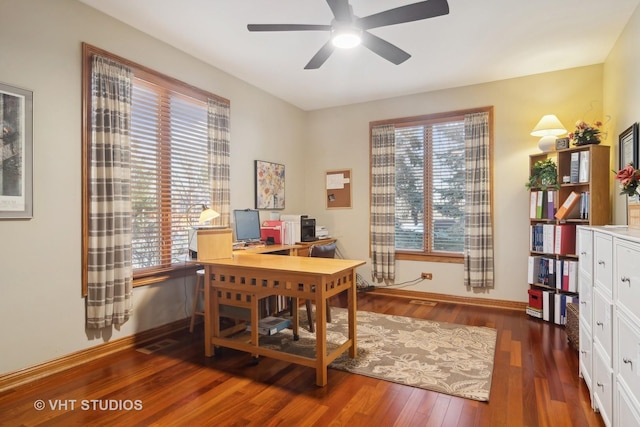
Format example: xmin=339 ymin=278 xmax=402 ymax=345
xmin=258 ymin=307 xmax=497 ymax=401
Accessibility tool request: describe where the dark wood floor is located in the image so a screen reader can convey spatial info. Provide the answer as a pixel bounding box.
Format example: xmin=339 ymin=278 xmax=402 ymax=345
xmin=0 ymin=292 xmax=604 ymax=426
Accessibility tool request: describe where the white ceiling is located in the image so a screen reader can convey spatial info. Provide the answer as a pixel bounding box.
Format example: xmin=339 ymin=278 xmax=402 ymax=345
xmin=78 ymin=0 xmax=640 ymax=111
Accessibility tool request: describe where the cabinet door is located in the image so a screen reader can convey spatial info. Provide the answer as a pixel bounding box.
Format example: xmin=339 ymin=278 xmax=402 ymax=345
xmin=579 ymin=320 xmax=594 ymax=400
xmin=593 ymin=287 xmax=613 ymax=363
xmin=616 ymin=239 xmax=640 ymax=323
xmin=578 ymin=227 xmax=593 ymax=276
xmin=617 ymin=383 xmax=640 ymax=427
xmin=579 ymin=270 xmax=593 ymax=331
xmin=594 ymin=232 xmax=613 ymax=297
xmin=617 ymin=312 xmax=640 ymax=408
xmin=594 ymin=348 xmax=613 ymax=427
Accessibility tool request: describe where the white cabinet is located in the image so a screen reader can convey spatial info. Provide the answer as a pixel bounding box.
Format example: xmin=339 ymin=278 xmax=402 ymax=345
xmin=579 ymin=226 xmax=640 ymax=426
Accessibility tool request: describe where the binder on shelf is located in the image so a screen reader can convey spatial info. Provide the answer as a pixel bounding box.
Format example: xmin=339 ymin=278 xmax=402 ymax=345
xmin=579 ymin=151 xmax=590 ymax=183
xmin=554 ymin=224 xmax=576 ymax=255
xmin=570 ymin=151 xmax=580 ymax=183
xmin=555 ymin=191 xmax=581 ymax=220
xmin=542 ymin=224 xmax=555 ymax=254
xmin=529 ymin=191 xmax=538 ymax=219
xmin=580 ymin=191 xmax=590 ymax=220
xmin=546 ymin=190 xmax=556 ymax=219
xmin=536 ymin=190 xmax=545 ymax=219
xmin=527 ymin=255 xmax=542 ymax=284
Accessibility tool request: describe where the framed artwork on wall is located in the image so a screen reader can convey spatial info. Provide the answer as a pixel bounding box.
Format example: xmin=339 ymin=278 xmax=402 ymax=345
xmin=255 ymin=160 xmax=285 ymax=210
xmin=0 ymin=82 xmax=33 ymax=219
xmin=619 ymin=122 xmax=639 ymax=169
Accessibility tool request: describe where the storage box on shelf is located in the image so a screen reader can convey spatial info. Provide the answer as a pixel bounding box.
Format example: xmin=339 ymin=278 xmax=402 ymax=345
xmin=526 ymin=145 xmax=610 ymax=325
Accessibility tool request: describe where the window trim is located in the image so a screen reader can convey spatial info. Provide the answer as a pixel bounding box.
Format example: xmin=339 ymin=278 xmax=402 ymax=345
xmin=369 ymin=106 xmax=493 ymax=264
xmin=81 ymin=43 xmax=229 ymax=296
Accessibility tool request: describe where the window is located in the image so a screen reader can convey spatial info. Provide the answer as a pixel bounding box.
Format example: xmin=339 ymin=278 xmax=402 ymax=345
xmin=130 ymin=79 xmax=211 ymax=271
xmin=82 ymin=44 xmax=230 ymax=294
xmin=371 ymin=107 xmax=492 ymax=263
xmin=395 ymin=118 xmax=465 ymax=257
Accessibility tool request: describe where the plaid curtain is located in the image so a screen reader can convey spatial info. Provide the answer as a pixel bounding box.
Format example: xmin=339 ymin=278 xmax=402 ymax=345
xmin=207 ymin=98 xmax=231 ymax=226
xmin=464 ymin=112 xmax=494 ymax=288
xmin=86 ymin=55 xmax=133 ymax=328
xmin=370 ymin=124 xmax=396 ymax=281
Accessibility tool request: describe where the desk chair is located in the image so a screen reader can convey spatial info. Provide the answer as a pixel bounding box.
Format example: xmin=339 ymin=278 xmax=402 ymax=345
xmin=305 ymin=241 xmax=336 ymax=333
xmin=189 ymin=269 xmax=205 ymax=333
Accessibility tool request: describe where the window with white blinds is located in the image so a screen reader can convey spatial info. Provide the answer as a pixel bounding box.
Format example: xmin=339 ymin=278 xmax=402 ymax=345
xmin=395 ymin=118 xmax=465 ymax=256
xmin=130 ymin=78 xmax=211 ymax=271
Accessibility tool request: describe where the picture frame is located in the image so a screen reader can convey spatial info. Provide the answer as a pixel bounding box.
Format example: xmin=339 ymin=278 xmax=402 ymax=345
xmin=0 ymin=82 xmax=33 ymax=219
xmin=255 ymin=160 xmax=285 ymax=210
xmin=555 ymin=137 xmax=570 ymax=150
xmin=619 ymin=122 xmax=639 ymax=169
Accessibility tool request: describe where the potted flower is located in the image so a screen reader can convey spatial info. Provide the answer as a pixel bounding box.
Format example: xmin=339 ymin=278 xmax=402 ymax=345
xmin=569 ymin=120 xmax=603 ymax=146
xmin=614 ymin=164 xmax=640 ymax=197
xmin=526 ymin=159 xmax=559 ymax=190
xmin=614 ymin=163 xmax=640 ymax=229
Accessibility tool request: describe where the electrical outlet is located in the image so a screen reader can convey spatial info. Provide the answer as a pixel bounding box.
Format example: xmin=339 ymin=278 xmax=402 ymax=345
xmin=421 ymin=272 xmax=432 ymax=280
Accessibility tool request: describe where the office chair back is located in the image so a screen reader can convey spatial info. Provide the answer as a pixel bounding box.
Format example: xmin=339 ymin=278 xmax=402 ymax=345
xmin=309 ymin=241 xmax=336 ymax=259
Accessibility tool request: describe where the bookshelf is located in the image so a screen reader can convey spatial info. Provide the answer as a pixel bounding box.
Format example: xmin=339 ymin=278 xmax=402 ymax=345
xmin=526 ymin=144 xmax=610 ymax=323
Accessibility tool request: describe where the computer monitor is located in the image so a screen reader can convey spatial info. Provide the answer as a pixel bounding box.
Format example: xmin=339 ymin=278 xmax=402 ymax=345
xmin=233 ymin=209 xmax=262 ymax=242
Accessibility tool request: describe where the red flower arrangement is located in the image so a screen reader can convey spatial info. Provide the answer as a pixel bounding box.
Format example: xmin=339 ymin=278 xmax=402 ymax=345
xmin=614 ymin=164 xmax=640 ymax=197
xmin=569 ymin=120 xmax=603 ymax=146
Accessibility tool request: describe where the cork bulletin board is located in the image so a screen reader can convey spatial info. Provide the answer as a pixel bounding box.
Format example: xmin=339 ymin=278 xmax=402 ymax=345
xmin=326 ymin=169 xmax=352 ymax=209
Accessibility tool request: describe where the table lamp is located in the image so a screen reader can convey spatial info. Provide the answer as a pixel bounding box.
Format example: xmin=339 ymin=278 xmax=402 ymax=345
xmin=188 ymin=204 xmax=220 ymax=226
xmin=531 ymin=114 xmax=566 ymax=153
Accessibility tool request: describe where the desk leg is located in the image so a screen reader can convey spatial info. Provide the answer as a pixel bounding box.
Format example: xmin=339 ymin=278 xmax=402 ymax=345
xmin=315 ymin=289 xmax=328 ymax=387
xmin=292 ymin=297 xmax=300 ymax=340
xmin=204 ymin=266 xmax=214 ymax=357
xmin=348 ymin=268 xmax=357 ymax=358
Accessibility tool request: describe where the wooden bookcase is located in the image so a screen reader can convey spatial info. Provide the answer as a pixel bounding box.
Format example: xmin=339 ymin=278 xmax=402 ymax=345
xmin=526 ymin=144 xmax=610 ymax=322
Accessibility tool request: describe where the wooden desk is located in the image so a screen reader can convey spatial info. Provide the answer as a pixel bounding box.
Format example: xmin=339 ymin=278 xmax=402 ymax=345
xmin=199 ymin=253 xmax=364 ymax=386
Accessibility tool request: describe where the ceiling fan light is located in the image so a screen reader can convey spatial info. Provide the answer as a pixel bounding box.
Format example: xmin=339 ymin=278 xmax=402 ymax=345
xmin=331 ymin=28 xmax=362 ymax=49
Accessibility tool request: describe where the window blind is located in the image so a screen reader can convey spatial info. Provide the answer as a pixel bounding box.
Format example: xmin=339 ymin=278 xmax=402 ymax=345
xmin=130 ymin=77 xmax=211 ymax=270
xmin=395 ymin=120 xmax=465 ymax=254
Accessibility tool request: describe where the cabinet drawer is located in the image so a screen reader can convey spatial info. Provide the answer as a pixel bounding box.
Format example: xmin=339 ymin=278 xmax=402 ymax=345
xmin=593 ymin=287 xmax=613 ymax=363
xmin=579 ymin=322 xmax=593 ymax=393
xmin=594 ymin=348 xmax=613 ymax=427
xmin=578 ymin=227 xmax=593 ymax=275
xmin=579 ymin=271 xmax=592 ymax=329
xmin=617 ymin=313 xmax=640 ymax=407
xmin=616 ymin=239 xmax=640 ymax=321
xmin=617 ymin=382 xmax=640 ymax=427
xmin=594 ymin=232 xmax=613 ymax=297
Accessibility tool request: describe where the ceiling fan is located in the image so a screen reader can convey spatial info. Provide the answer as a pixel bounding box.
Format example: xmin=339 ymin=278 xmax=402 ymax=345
xmin=247 ymin=0 xmax=450 ymax=69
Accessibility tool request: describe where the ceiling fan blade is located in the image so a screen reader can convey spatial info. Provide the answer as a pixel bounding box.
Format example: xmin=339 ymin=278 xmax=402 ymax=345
xmin=304 ymin=41 xmax=335 ymax=69
xmin=361 ymin=31 xmax=411 ymax=65
xmin=358 ymin=0 xmax=449 ymax=30
xmin=326 ymin=0 xmax=352 ymax=22
xmin=247 ymin=24 xmax=331 ymax=32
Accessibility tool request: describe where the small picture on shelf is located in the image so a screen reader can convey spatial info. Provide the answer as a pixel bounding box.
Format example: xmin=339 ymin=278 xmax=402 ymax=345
xmin=555 ymin=137 xmax=570 ymax=150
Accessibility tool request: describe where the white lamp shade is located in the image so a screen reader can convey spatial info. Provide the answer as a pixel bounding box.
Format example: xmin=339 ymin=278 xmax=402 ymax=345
xmin=530 ymin=114 xmax=566 ymax=137
xmin=198 ymin=208 xmax=220 ymax=224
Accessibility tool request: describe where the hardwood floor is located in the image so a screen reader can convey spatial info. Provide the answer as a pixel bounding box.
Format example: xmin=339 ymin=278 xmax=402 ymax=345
xmin=0 ymin=293 xmax=604 ymax=426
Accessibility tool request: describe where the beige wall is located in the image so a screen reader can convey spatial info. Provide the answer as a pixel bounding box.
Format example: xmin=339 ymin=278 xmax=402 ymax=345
xmin=604 ymin=4 xmax=640 ymax=223
xmin=306 ymin=66 xmax=604 ymax=302
xmin=1 ymin=0 xmax=639 ymax=377
xmin=0 ymin=0 xmax=307 ymax=375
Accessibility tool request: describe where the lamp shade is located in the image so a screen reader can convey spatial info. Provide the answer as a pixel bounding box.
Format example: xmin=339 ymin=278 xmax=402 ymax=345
xmin=531 ymin=114 xmax=566 ymax=153
xmin=530 ymin=115 xmax=566 ymax=137
xmin=198 ymin=207 xmax=220 ymax=224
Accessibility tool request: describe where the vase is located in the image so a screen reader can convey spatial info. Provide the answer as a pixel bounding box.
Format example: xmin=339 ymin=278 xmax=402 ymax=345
xmin=628 ymin=193 xmax=640 ymax=229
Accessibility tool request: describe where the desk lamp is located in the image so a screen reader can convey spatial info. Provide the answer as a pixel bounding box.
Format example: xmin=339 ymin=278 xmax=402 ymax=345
xmin=188 ymin=204 xmax=220 ymax=226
